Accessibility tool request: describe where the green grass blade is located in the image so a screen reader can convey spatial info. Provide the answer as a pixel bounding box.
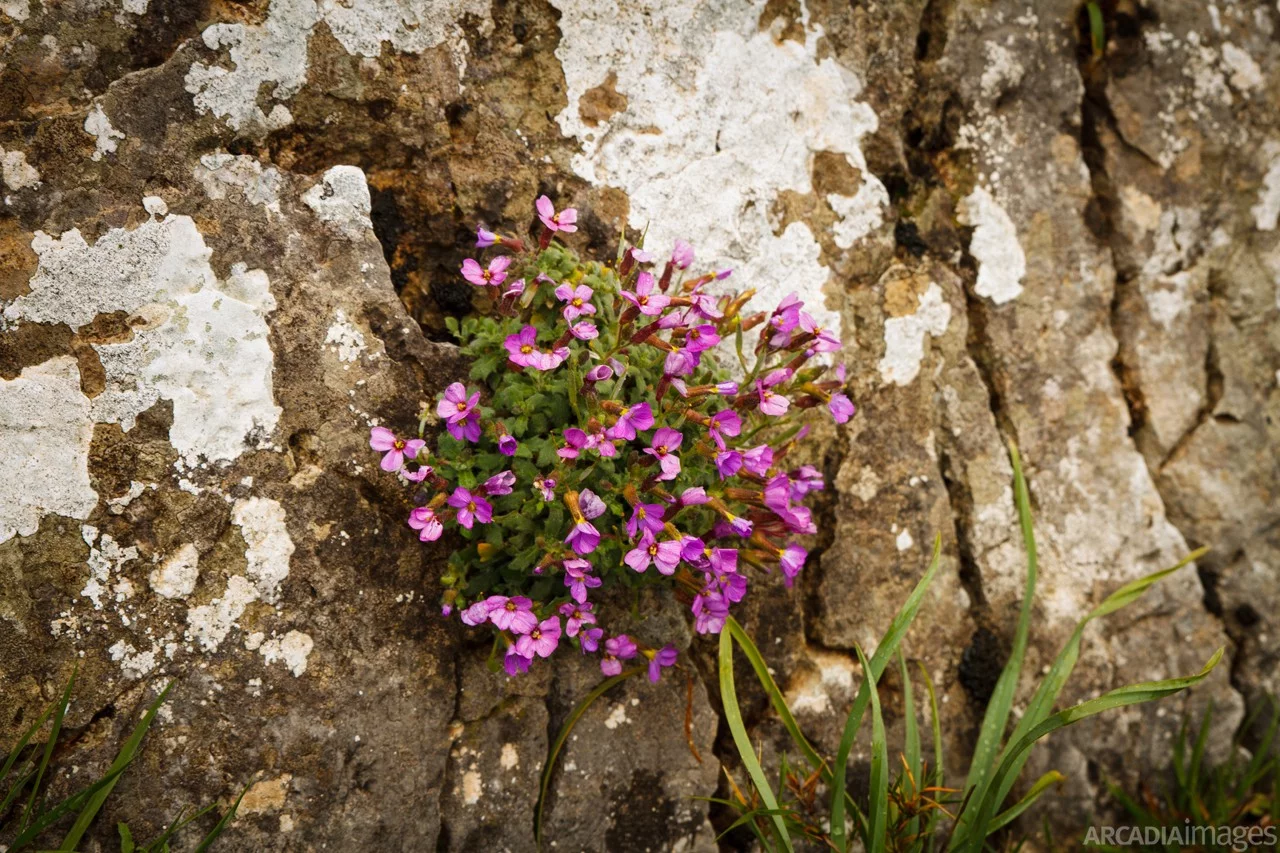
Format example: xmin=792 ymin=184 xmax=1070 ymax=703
xmin=957 ymin=444 xmax=1037 ymax=838
xmin=918 ymin=662 xmax=944 ymax=849
xmin=986 ymin=770 xmax=1063 ymax=833
xmin=724 ymin=617 xmax=825 ymax=773
xmin=1188 ymin=699 xmax=1213 ymax=802
xmin=830 ymin=535 xmax=942 ymax=851
xmin=1 ymin=679 xmax=63 ymax=789
xmin=192 ymin=785 xmax=247 ymax=853
xmin=963 ymin=647 xmax=1224 ymax=852
xmin=20 ymin=670 xmax=76 ymax=830
xmin=972 ymin=549 xmax=1207 ymax=840
xmin=900 ymin=651 xmax=922 ymax=846
xmin=719 ymin=629 xmax=794 ymax=852
xmin=855 ymin=646 xmax=888 ymax=853
xmin=536 ymin=668 xmax=642 ymax=850
xmin=58 ymin=681 xmax=173 ymax=851
xmin=9 ymin=759 xmax=134 ymax=849
xmin=119 ymin=822 xmax=135 ymax=853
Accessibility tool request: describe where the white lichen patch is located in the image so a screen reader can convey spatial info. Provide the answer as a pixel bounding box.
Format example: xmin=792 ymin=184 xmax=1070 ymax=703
xmin=232 ymin=497 xmax=294 ymax=604
xmin=258 ymin=629 xmax=314 ymax=676
xmin=317 ymin=0 xmax=491 ymax=58
xmin=150 ymin=543 xmax=200 ymax=600
xmin=878 ymin=283 xmax=951 ymax=387
xmin=303 ymin=166 xmax=373 ymax=239
xmin=0 ymin=358 xmax=98 ymax=544
xmin=462 ymin=770 xmax=482 ymax=805
xmin=6 ymin=213 xmax=282 ymax=469
xmin=0 ymin=147 xmax=40 ymax=190
xmin=1221 ymin=42 xmax=1263 ymax=92
xmin=957 ymin=186 xmax=1025 ymax=304
xmin=194 ymin=152 xmax=283 ymax=213
xmin=185 ymin=0 xmax=487 ymax=132
xmin=896 ymin=528 xmax=914 ymax=551
xmin=109 ymin=639 xmax=160 ymax=679
xmin=602 ymin=703 xmax=630 ymax=730
xmin=107 ymin=480 xmax=155 ymax=514
xmin=186 ymin=575 xmax=258 ymax=651
xmin=1253 ymin=147 xmax=1280 ymax=231
xmin=499 ymin=743 xmax=519 ymax=770
xmin=82 ymin=531 xmax=139 ymax=610
xmin=1 ymin=0 xmax=29 ymax=22
xmin=325 ymin=309 xmax=367 ymax=363
xmin=551 ymin=0 xmax=888 ymax=338
xmin=83 ymin=104 xmax=125 ymax=161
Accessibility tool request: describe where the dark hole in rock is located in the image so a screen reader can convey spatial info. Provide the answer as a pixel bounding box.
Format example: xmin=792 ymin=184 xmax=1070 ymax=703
xmin=958 ymin=626 xmax=1005 ymax=708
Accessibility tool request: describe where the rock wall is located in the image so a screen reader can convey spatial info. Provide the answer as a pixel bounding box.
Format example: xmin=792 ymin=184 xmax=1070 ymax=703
xmin=0 ymin=0 xmax=1276 ymax=848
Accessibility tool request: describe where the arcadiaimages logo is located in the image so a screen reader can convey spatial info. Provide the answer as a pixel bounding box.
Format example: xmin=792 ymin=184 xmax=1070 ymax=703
xmin=1082 ymin=822 xmax=1277 ymax=851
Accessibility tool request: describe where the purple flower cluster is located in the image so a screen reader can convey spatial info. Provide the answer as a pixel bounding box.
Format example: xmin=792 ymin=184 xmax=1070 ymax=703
xmin=370 ymin=195 xmax=857 ymax=679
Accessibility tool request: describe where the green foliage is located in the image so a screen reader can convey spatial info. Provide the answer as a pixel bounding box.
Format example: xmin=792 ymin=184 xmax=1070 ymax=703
xmin=1089 ymin=700 xmax=1279 ymax=852
xmin=1 ymin=673 xmax=242 ymax=852
xmin=715 ymin=444 xmax=1223 ymax=851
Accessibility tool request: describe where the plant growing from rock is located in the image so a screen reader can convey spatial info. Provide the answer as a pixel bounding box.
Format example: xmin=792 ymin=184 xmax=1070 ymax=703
xmin=713 ymin=447 xmax=1224 ymax=852
xmin=371 ymin=196 xmax=853 ymax=679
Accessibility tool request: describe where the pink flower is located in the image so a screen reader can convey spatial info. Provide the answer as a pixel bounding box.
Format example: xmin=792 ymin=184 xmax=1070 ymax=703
xmin=585 ymin=364 xmax=614 ymax=383
xmin=555 ymin=283 xmax=596 ymax=321
xmin=538 ymin=347 xmax=570 ymax=371
xmin=505 ymin=326 xmax=543 ymax=369
xmin=369 ymin=426 xmax=425 ymax=473
xmin=601 ymin=634 xmax=638 ymax=676
xmin=625 ymin=501 xmax=665 ymax=538
xmin=408 ymin=506 xmax=443 ymax=542
xmin=620 ymin=271 xmax=671 ymax=316
xmin=829 ymin=392 xmax=855 ymax=423
xmin=504 ymin=648 xmax=532 ymax=676
xmin=482 ymin=470 xmax=515 ymax=496
xmin=606 ymin=402 xmax=654 ymax=441
xmin=680 ymin=487 xmax=709 ymax=506
xmin=498 ymin=434 xmax=518 ymax=456
xmin=790 ymin=465 xmax=824 ymax=498
xmin=536 ymin=195 xmax=578 ymax=233
xmin=757 ymin=378 xmax=790 ymax=416
xmin=563 ymin=558 xmax=601 ymax=603
xmin=714 ymin=450 xmax=743 ymax=479
xmin=624 ymin=532 xmax=682 ymax=575
xmin=664 ymin=348 xmax=697 ymax=378
xmin=461 ymin=255 xmax=511 ymax=287
xmin=644 ymin=427 xmax=683 ymax=481
xmin=580 ymin=626 xmax=604 ymax=653
xmin=742 ymin=444 xmax=774 ymax=477
xmin=476 ymin=226 xmax=498 ymax=248
xmin=488 ymin=595 xmax=538 ymax=633
xmin=684 ymin=324 xmax=720 ymax=354
xmin=708 ymin=410 xmax=741 ymax=448
xmin=799 ymin=312 xmax=841 ymax=352
xmin=558 ymin=601 xmax=597 ymax=637
xmin=448 ymin=487 xmax=493 ymax=529
xmin=671 ymin=239 xmax=694 ymax=270
xmin=769 ymin=293 xmax=803 ymax=347
xmin=437 ymin=383 xmax=480 ymax=425
xmin=534 ymin=475 xmax=556 ymax=501
xmin=515 ymin=616 xmax=562 ymax=658
xmin=692 ymin=593 xmax=729 ymax=634
xmin=557 ymin=428 xmax=589 ymax=460
xmin=578 ymin=489 xmax=606 ymax=520
xmin=447 ymin=412 xmax=481 ymax=443
xmin=648 ymin=644 xmax=678 ymax=683
xmin=503 ymin=278 xmax=525 ymax=299
xmin=566 ymin=520 xmax=600 ymax=555
xmin=780 ymin=543 xmax=807 ymax=585
xmin=460 ymin=599 xmax=495 ymax=626
xmin=570 ymin=321 xmax=598 ymax=340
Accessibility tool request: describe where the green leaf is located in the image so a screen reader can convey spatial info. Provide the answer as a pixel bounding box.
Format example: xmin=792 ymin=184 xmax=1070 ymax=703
xmin=118 ymin=822 xmax=135 ymax=853
xmin=986 ymin=770 xmax=1064 ymax=833
xmin=830 ymin=535 xmax=942 ymax=852
xmin=961 ymin=648 xmax=1224 ymax=852
xmin=444 ymin=316 xmax=460 ymax=337
xmin=536 ymin=668 xmax=643 ymax=851
xmin=958 ymin=443 xmax=1037 ymax=832
xmin=900 ymin=651 xmax=922 ymax=845
xmin=918 ymin=661 xmax=944 ymax=850
xmin=58 ymin=682 xmax=173 ymax=851
xmin=20 ymin=667 xmax=76 ymax=830
xmin=854 ymin=645 xmax=888 ymax=853
xmin=193 ymin=786 xmax=247 ymax=853
xmin=719 ymin=629 xmax=794 ymax=852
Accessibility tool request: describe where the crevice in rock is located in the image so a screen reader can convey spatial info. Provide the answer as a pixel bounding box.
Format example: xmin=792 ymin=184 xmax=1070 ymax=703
xmin=1071 ymin=2 xmax=1250 ymax=712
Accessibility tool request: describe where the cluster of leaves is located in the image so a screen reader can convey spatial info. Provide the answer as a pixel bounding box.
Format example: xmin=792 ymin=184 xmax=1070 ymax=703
xmin=708 ymin=445 xmax=1223 ymax=852
xmin=1084 ymin=699 xmax=1278 ymax=852
xmin=1 ymin=672 xmax=241 ymax=852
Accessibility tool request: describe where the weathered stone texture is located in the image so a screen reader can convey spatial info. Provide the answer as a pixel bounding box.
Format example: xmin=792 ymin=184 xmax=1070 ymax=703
xmin=1 ymin=0 xmax=1276 ymax=848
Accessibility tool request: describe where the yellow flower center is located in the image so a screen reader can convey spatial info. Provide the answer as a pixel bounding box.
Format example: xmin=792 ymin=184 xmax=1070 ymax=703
xmin=467 ymin=501 xmax=477 ymax=512
xmin=520 ymin=344 xmax=533 ymax=354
